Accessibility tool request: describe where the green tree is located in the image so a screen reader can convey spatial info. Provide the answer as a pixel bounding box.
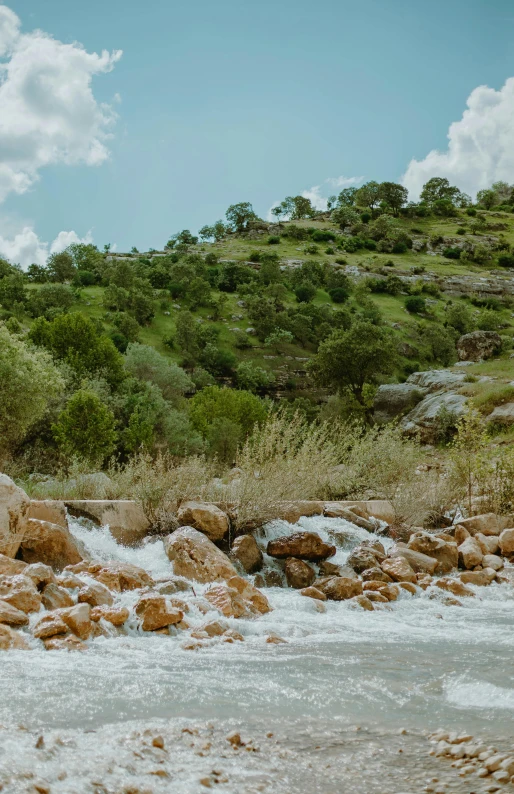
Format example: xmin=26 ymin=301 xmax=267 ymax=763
xmin=206 ymin=417 xmax=241 ymax=463
xmin=259 ymin=253 xmax=282 ymax=285
xmin=235 ymin=361 xmax=274 ymax=393
xmin=355 ymin=181 xmax=382 ymax=216
xmin=379 ymin=182 xmax=408 ymax=215
xmin=0 ymin=272 xmax=26 ymax=307
xmin=445 ymin=303 xmax=475 ymax=335
xmin=310 ymin=320 xmax=398 ymax=411
xmin=0 ymin=326 xmax=65 ymax=453
xmin=271 ymin=205 xmax=284 ymax=223
xmin=189 ymin=385 xmax=267 ymax=437
xmin=124 ymin=343 xmax=194 ymax=403
xmin=47 ymin=250 xmax=76 ymax=283
xmin=225 ymin=202 xmax=257 ymax=232
xmin=337 ymin=187 xmax=358 ymax=206
xmin=331 ymin=205 xmax=360 ymax=230
xmin=53 ymin=390 xmax=117 ymax=464
xmin=27 ymin=283 xmax=75 ymax=318
xmin=423 ymin=325 xmax=456 ymax=366
xmin=264 ymin=328 xmax=294 ymax=353
xmin=420 ymin=177 xmax=462 ymax=206
xmin=175 ymin=311 xmax=201 ymax=363
xmin=281 ymin=195 xmax=315 ymax=220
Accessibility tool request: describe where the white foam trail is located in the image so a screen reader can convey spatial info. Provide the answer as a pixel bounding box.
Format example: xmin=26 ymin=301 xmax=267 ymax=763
xmin=446 ymin=676 xmax=514 ymax=710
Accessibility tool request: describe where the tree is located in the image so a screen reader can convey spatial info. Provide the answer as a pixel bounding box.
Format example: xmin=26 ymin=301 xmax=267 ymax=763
xmin=264 ymin=328 xmax=293 ymax=353
xmin=225 ymin=202 xmax=257 ymax=232
xmin=0 ymin=326 xmax=65 ymax=453
xmin=235 ymin=361 xmax=274 ymax=393
xmin=0 ymin=272 xmax=26 ymax=307
xmin=47 ymin=250 xmax=76 ymax=283
xmin=206 ymin=417 xmax=241 ymax=463
xmin=294 ymin=282 xmax=316 ymax=303
xmin=331 ymin=205 xmax=360 ymax=230
xmin=175 ymin=311 xmax=201 ymax=363
xmin=26 ymin=264 xmax=48 ymax=283
xmin=476 ymin=189 xmax=496 ymax=210
xmin=405 ymin=295 xmax=426 ymax=314
xmin=198 ymin=225 xmax=214 ymax=241
xmin=188 ymin=385 xmax=267 ymax=437
xmin=53 ymin=390 xmax=117 ymax=464
xmin=124 ymin=343 xmax=194 ymax=403
xmin=271 ymin=205 xmax=284 ymax=223
xmin=420 ymin=177 xmax=462 ymax=206
xmin=27 ymin=283 xmax=74 ymax=318
xmin=310 ymin=320 xmax=398 ymax=410
xmin=355 ymin=181 xmax=382 ymax=216
xmin=259 ymin=253 xmax=282 ymax=285
xmin=337 ymin=187 xmax=358 ymax=206
xmin=379 ymin=182 xmax=408 ymax=215
xmin=282 ymin=195 xmax=316 ymax=220
xmin=445 ymin=303 xmax=475 ymax=335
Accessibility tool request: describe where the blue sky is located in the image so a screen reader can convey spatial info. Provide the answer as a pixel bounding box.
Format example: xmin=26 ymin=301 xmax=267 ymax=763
xmin=1 ymin=0 xmax=514 ymax=262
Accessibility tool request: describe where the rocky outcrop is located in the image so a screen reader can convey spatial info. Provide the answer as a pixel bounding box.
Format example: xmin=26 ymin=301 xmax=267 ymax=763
xmin=177 ymin=501 xmax=229 ymax=541
xmin=284 ymin=558 xmax=315 ymax=589
xmin=165 ymin=526 xmax=238 ymax=583
xmin=401 ymin=392 xmax=468 ymax=441
xmin=64 ymin=500 xmax=150 ymax=545
xmin=267 ymin=532 xmax=336 ymax=562
xmin=457 ymin=331 xmax=502 ymax=362
xmin=487 ymin=402 xmax=514 ymax=427
xmin=230 ymin=535 xmax=263 ymax=574
xmin=373 ymin=383 xmax=426 ymax=425
xmin=0 ymin=474 xmax=30 ymax=558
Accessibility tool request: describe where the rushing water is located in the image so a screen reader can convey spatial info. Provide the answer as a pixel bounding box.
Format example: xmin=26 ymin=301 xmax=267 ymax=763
xmin=1 ymin=515 xmax=514 ymax=793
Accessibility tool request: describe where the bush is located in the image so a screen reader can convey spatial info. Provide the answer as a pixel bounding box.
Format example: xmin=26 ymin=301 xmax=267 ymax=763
xmin=335 ymin=257 xmax=347 ymax=265
xmin=443 ymin=247 xmax=461 ymax=260
xmin=124 ymin=343 xmax=194 ymax=403
xmin=498 ymin=254 xmax=514 ymax=268
xmin=405 ymin=295 xmax=426 ymax=314
xmin=235 ymin=361 xmax=274 ymax=393
xmin=392 ymin=241 xmax=408 ymax=254
xmin=457 ymin=227 xmax=467 ymax=235
xmin=294 ymin=282 xmax=317 ymax=303
xmin=445 ymin=303 xmax=475 ymax=335
xmin=27 ymin=283 xmax=75 ymax=318
xmin=328 ymin=287 xmax=349 ymax=304
xmin=267 ymin=236 xmax=280 ymax=245
xmin=311 ymin=229 xmax=336 ymax=243
xmin=466 ymin=207 xmax=477 ymax=216
xmin=188 ymin=385 xmax=267 ymax=437
xmin=53 ymin=390 xmax=117 ymax=465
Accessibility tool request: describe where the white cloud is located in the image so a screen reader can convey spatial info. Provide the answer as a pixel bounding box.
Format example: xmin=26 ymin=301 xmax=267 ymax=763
xmin=403 ymin=77 xmax=514 ymax=200
xmin=325 ymin=175 xmax=363 ymax=189
xmin=0 ymin=4 xmax=122 ymax=202
xmin=0 ymin=226 xmax=93 ymax=268
xmin=267 ymin=175 xmax=363 ymax=219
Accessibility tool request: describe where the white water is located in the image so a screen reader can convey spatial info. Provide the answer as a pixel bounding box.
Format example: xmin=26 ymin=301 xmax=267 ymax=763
xmin=2 ymin=515 xmax=514 ymax=792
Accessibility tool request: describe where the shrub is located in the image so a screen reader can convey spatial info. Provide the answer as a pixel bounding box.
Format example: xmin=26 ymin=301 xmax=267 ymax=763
xmin=498 ymin=254 xmax=514 ymax=268
xmin=457 ymin=227 xmax=467 ymax=235
xmin=27 ymin=283 xmax=75 ymax=318
xmin=443 ymin=247 xmax=461 ymax=259
xmin=328 ymin=287 xmax=349 ymax=304
xmin=392 ymin=241 xmax=408 ymax=254
xmin=445 ymin=303 xmax=475 ymax=335
xmin=311 ymin=229 xmax=336 ymax=243
xmin=124 ymin=343 xmax=194 ymax=403
xmin=405 ymin=295 xmax=426 ymax=314
xmin=188 ymin=385 xmax=267 ymax=437
xmin=294 ymin=282 xmax=317 ymax=303
xmin=466 ymin=207 xmax=477 ymax=216
xmin=477 ymin=310 xmax=503 ymax=332
xmin=335 ymin=257 xmax=347 ymax=265
xmin=235 ymin=361 xmax=274 ymax=393
xmin=53 ymin=390 xmax=117 ymax=465
xmin=267 ymin=235 xmax=280 ymax=245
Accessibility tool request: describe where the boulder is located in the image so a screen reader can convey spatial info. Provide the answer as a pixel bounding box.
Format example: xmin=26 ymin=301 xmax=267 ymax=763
xmin=347 ymin=547 xmax=380 ymax=574
xmin=316 ymin=576 xmax=363 ymax=601
xmin=324 ymin=500 xmax=395 ymax=524
xmin=457 ymin=330 xmax=502 ymax=362
xmin=33 ymin=613 xmax=68 ymax=640
xmin=499 ymin=528 xmax=514 ymax=556
xmin=0 ymin=625 xmax=30 ymax=650
xmin=58 ymin=604 xmax=92 ymax=640
xmin=0 ymin=554 xmax=27 ymax=577
xmin=361 ymin=567 xmax=393 ymax=583
xmin=389 ymin=546 xmax=438 ymax=575
xmin=230 ymin=535 xmax=263 ymax=574
xmin=487 ymin=402 xmax=514 ymax=427
xmin=64 ymin=499 xmax=150 ymax=545
xmin=90 ymin=605 xmax=129 ymax=626
xmin=77 ymin=580 xmax=114 ymax=607
xmin=456 ymin=513 xmax=506 ymax=537
xmin=267 ymin=532 xmax=336 ymax=562
xmin=0 ymin=599 xmax=29 ymax=626
xmin=482 ymin=554 xmax=503 ymax=571
xmin=19 ymin=518 xmax=86 ymax=570
xmin=318 ymin=560 xmax=352 ymax=577
xmin=284 ymin=558 xmax=315 ymax=589
xmin=401 ymin=392 xmax=468 ymax=443
xmin=205 ymin=576 xmax=271 ymax=618
xmin=407 ymin=369 xmax=467 ymax=392
xmin=351 ymin=595 xmax=374 ymax=611
xmin=28 ymin=500 xmax=68 ymax=529
xmin=373 ymin=383 xmax=426 ymax=425
xmin=0 ymin=574 xmax=41 ymax=613
xmin=153 ymin=577 xmax=192 ymax=595
xmin=24 ymin=562 xmax=56 ymax=590
xmin=88 ymin=561 xmax=153 ymax=591
xmin=44 ymin=635 xmax=86 ymax=651
xmin=460 ymin=569 xmax=496 ymax=586
xmin=454 ymin=526 xmax=470 ymax=545
xmin=0 ymin=474 xmax=30 ymax=557
xmin=226 ymin=575 xmax=271 ymax=615
xmin=435 ymin=578 xmax=475 ymax=598
xmin=458 ymin=537 xmax=483 ymax=569
xmin=135 ymin=595 xmax=183 ymax=631
xmin=362 ymin=581 xmax=399 ymax=601
xmin=165 ymin=527 xmax=238 ymax=583
xmin=299 ymin=586 xmax=327 ymax=601
xmin=41 ymin=584 xmax=74 ymax=610
xmin=276 ymin=501 xmax=324 ymax=523
xmin=407 ymin=532 xmax=458 ymax=574
xmin=381 ymin=556 xmax=417 ymax=583
xmin=365 ymin=591 xmax=389 ymax=604
xmin=177 ymin=501 xmax=229 ymax=541
xmin=475 ymin=533 xmax=499 ymax=555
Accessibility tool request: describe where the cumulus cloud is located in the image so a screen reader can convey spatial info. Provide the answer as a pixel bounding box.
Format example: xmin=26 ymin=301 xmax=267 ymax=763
xmin=403 ymin=77 xmax=514 ymax=200
xmin=267 ymin=175 xmax=363 ymax=219
xmin=0 ymin=4 xmax=122 ymax=202
xmin=0 ymin=226 xmax=93 ymax=268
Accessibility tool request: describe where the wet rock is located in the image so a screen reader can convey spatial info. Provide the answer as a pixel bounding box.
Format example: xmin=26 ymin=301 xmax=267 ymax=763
xmin=0 ymin=599 xmax=29 ymax=626
xmin=407 ymin=532 xmax=458 ymax=573
xmin=326 ymin=506 xmax=377 ymax=532
xmin=205 ymin=576 xmax=271 ymax=618
xmin=381 ymin=556 xmax=417 ymax=583
xmin=0 ymin=624 xmax=30 ymax=650
xmin=399 ymin=582 xmax=417 ymax=595
xmin=499 ymin=527 xmax=514 ymax=556
xmin=350 ymin=594 xmax=374 ymax=611
xmin=56 ymin=571 xmax=83 ymax=589
xmin=457 ymin=330 xmax=502 ymax=362
xmin=266 ymin=532 xmax=336 ymax=562
xmin=316 ymin=576 xmax=363 ymax=601
xmin=435 ymin=578 xmax=475 ymax=597
xmin=365 ymin=591 xmax=389 ymax=603
xmin=362 ymin=581 xmax=399 ymax=601
xmin=44 ymin=635 xmax=86 ymax=651
xmin=0 ymin=553 xmax=27 ymax=576
xmin=458 ymin=537 xmax=483 ymax=569
xmin=24 ymin=563 xmax=56 ymax=590
xmin=230 ymin=535 xmax=263 ymax=574
xmin=64 ymin=499 xmax=150 ymax=545
xmin=153 ymin=576 xmax=192 ymax=595
xmin=33 ymin=613 xmax=69 ymax=640
xmin=0 ymin=574 xmax=41 ymax=613
xmin=266 ymin=633 xmax=287 ymax=644
xmin=347 ymin=547 xmax=380 ymax=574
xmin=89 ymin=561 xmax=153 ymax=591
xmin=135 ymin=595 xmax=183 ymax=631
xmin=318 ymin=560 xmax=344 ymax=576
xmin=78 ymin=580 xmax=114 ymax=607
xmin=227 ymin=575 xmax=271 ymax=615
xmin=475 ymin=533 xmax=500 ymax=555
xmin=90 ymin=605 xmax=129 ymax=626
xmin=454 ymin=525 xmax=470 ymax=545
xmin=177 ymin=501 xmax=229 ymax=541
xmin=416 ymin=573 xmax=433 ymax=590
xmin=361 ymin=567 xmax=393 ymax=583
xmin=254 ymin=569 xmax=283 ymax=588
xmin=41 ymin=583 xmax=74 ymax=610
xmin=299 ymin=586 xmax=327 ymax=601
xmin=482 ymin=554 xmax=503 ymax=571
xmin=285 ymin=557 xmax=315 ymax=589
xmin=58 ymin=604 xmax=92 ymax=639
xmin=276 ymin=500 xmax=324 ymax=523
xmin=460 ymin=569 xmax=496 ymax=586
xmin=165 ymin=527 xmax=238 ymax=584
xmin=192 ymin=620 xmax=228 ymax=638
xmin=456 ymin=513 xmax=504 ymax=537
xmin=0 ymin=474 xmax=31 ymax=558
xmin=389 ymin=546 xmax=438 ymax=575
xmin=20 ymin=518 xmax=86 ymax=570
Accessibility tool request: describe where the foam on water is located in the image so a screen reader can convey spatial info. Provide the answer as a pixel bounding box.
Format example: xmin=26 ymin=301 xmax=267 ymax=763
xmin=445 ymin=676 xmax=514 ymax=710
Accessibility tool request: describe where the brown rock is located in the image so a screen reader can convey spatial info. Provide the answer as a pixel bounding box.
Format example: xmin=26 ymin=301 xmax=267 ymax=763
xmin=223 ymin=629 xmax=244 ymax=642
xmin=389 ymin=546 xmax=438 ymax=575
xmin=153 ymin=577 xmax=193 ymax=595
xmin=456 ymin=513 xmax=503 ymax=537
xmin=0 ymin=624 xmax=30 ymax=650
xmin=58 ymin=604 xmax=92 ymax=639
xmin=266 ymin=532 xmax=336 ymax=562
xmin=460 ymin=569 xmax=496 ymax=586
xmin=365 ymin=591 xmax=389 ymax=603
xmin=135 ymin=595 xmax=183 ymax=631
xmin=399 ymin=582 xmax=417 ymax=595
xmin=0 ymin=574 xmax=41 ymax=613
xmin=0 ymin=553 xmax=27 ymax=576
xmin=165 ymin=526 xmax=238 ymax=583
xmin=324 ymin=505 xmax=377 ymax=531
xmin=0 ymin=474 xmax=31 ymax=558
xmin=318 ymin=560 xmax=344 ymax=576
xmin=475 ymin=533 xmax=499 ymax=555
xmin=347 ymin=547 xmax=380 ymax=574
xmin=90 ymin=605 xmax=129 ymax=626
xmin=458 ymin=537 xmax=483 ymax=569
xmin=230 ymin=535 xmax=263 ymax=574
xmin=28 ymin=500 xmax=67 ymax=528
xmin=192 ymin=620 xmax=227 ymax=638
xmin=381 ymin=557 xmax=417 ymax=583
xmin=266 ymin=633 xmax=287 ymax=644
xmin=177 ymin=501 xmax=229 ymax=541
xmin=361 ymin=567 xmax=393 ymax=583
xmin=41 ymin=583 xmax=74 ymax=610
xmin=407 ymin=532 xmax=458 ymax=573
xmin=20 ymin=518 xmax=85 ymax=570
xmin=284 ymin=557 xmax=315 ymax=589
xmin=24 ymin=563 xmax=56 ymax=590
xmin=56 ymin=572 xmax=83 ymax=589
xmin=324 ymin=499 xmax=395 ymax=524
xmin=350 ymin=594 xmax=374 ymax=611
xmin=435 ymin=578 xmax=475 ymax=597
xmin=416 ymin=574 xmax=433 ymax=590
xmin=482 ymin=554 xmax=503 ymax=571
xmin=363 ymin=581 xmax=399 ymax=601
xmin=78 ymin=580 xmax=114 ymax=607
xmin=276 ymin=500 xmax=324 ymax=523
xmin=64 ymin=499 xmax=150 ymax=545
xmin=453 ymin=525 xmax=470 ymax=545
xmin=44 ymin=635 xmax=86 ymax=651
xmin=33 ymin=613 xmax=68 ymax=639
xmin=299 ymin=586 xmax=327 ymax=601
xmin=0 ymin=598 xmax=29 ymax=626
xmin=65 ymin=561 xmax=90 ymax=574
xmin=317 ymin=576 xmax=363 ymax=601
xmin=227 ymin=575 xmax=271 ymax=614
xmin=499 ymin=528 xmax=514 ymax=556
xmin=204 ymin=576 xmax=271 ymax=618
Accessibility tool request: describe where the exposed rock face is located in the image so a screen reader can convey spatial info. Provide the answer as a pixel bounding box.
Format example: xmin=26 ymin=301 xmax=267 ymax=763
xmin=28 ymin=500 xmax=68 ymax=529
xmin=19 ymin=518 xmax=85 ymax=570
xmin=284 ymin=557 xmax=315 ymax=589
xmin=407 ymin=532 xmax=458 ymax=574
xmin=401 ymin=392 xmax=468 ymax=442
xmin=41 ymin=583 xmax=74 ymax=610
xmin=0 ymin=625 xmax=29 ymax=650
xmin=0 ymin=474 xmax=30 ymax=558
xmin=373 ymin=383 xmax=426 ymax=425
xmin=135 ymin=595 xmax=183 ymax=631
xmin=267 ymin=532 xmax=336 ymax=562
xmin=0 ymin=599 xmax=29 ymax=626
xmin=381 ymin=556 xmax=417 ymax=583
xmin=457 ymin=330 xmax=502 ymax=362
xmin=230 ymin=535 xmax=263 ymax=574
xmin=499 ymin=528 xmax=514 ymax=556
xmin=487 ymin=402 xmax=514 ymax=427
xmin=177 ymin=501 xmax=229 ymax=541
xmin=165 ymin=527 xmax=238 ymax=583
xmin=316 ymin=576 xmax=363 ymax=601
xmin=65 ymin=500 xmax=150 ymax=545
xmin=458 ymin=537 xmax=483 ymax=569
xmin=0 ymin=574 xmax=41 ymax=613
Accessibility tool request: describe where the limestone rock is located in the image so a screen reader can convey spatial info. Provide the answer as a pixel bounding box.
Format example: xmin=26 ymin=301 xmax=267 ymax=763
xmin=0 ymin=553 xmax=27 ymax=576
xmin=44 ymin=635 xmax=86 ymax=651
xmin=347 ymin=547 xmax=380 ymax=574
xmin=365 ymin=591 xmax=389 ymax=603
xmin=284 ymin=557 xmax=315 ymax=589
xmin=90 ymin=605 xmax=129 ymax=626
xmin=361 ymin=567 xmax=393 ymax=583
xmin=0 ymin=599 xmax=29 ymax=626
xmin=458 ymin=537 xmax=483 ymax=569
xmin=407 ymin=532 xmax=458 ymax=573
xmin=453 ymin=525 xmax=470 ymax=545
xmin=316 ymin=576 xmax=363 ymax=601
xmin=64 ymin=499 xmax=150 ymax=545
xmin=78 ymin=580 xmax=114 ymax=607
xmin=456 ymin=513 xmax=504 ymax=537
xmin=0 ymin=624 xmax=30 ymax=650
xmin=165 ymin=526 xmax=238 ymax=584
xmin=350 ymin=594 xmax=374 ymax=611
xmin=0 ymin=474 xmax=30 ymax=558
xmin=135 ymin=594 xmax=183 ymax=631
xmin=57 ymin=604 xmax=92 ymax=639
xmin=299 ymin=586 xmax=327 ymax=601
xmin=499 ymin=527 xmax=514 ymax=556
xmin=153 ymin=577 xmax=193 ymax=595
xmin=457 ymin=330 xmax=502 ymax=362
xmin=204 ymin=576 xmax=271 ymax=618
xmin=177 ymin=501 xmax=229 ymax=541
xmin=28 ymin=500 xmax=68 ymax=529
xmin=482 ymin=554 xmax=503 ymax=571
xmin=0 ymin=574 xmax=41 ymax=613
xmin=41 ymin=583 xmax=74 ymax=610
xmin=381 ymin=556 xmax=417 ymax=583
xmin=460 ymin=569 xmax=496 ymax=586
xmin=276 ymin=500 xmax=324 ymax=523
xmin=24 ymin=563 xmax=56 ymax=590
xmin=20 ymin=518 xmax=86 ymax=570
xmin=266 ymin=532 xmax=336 ymax=562
xmin=373 ymin=383 xmax=426 ymax=425
xmin=401 ymin=392 xmax=468 ymax=443
xmin=230 ymin=535 xmax=263 ymax=574
xmin=227 ymin=575 xmax=271 ymax=615
xmin=33 ymin=613 xmax=68 ymax=640
xmin=389 ymin=545 xmax=437 ymax=575
xmin=435 ymin=578 xmax=475 ymax=597
xmin=57 ymin=571 xmax=83 ymax=589
xmin=475 ymin=533 xmax=499 ymax=555
xmin=88 ymin=561 xmax=153 ymax=591
xmin=324 ymin=499 xmax=395 ymax=524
